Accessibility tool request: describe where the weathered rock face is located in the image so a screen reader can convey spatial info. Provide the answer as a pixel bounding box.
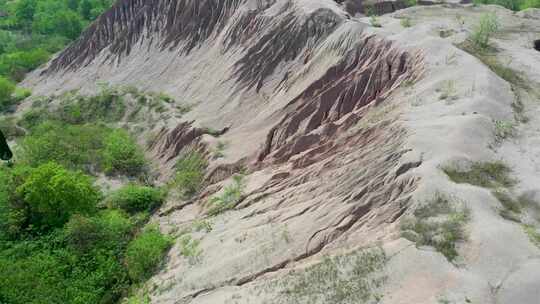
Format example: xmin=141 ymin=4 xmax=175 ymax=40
xmin=33 ymin=0 xmax=421 ymax=169
xmin=24 ymin=0 xmax=427 ymax=302
xmin=258 ymin=35 xmax=418 ymax=163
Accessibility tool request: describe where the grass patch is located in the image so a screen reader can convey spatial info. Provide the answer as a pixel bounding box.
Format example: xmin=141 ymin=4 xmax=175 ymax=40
xmin=443 ymin=161 xmax=516 ymax=189
xmin=524 ymin=225 xmax=540 ymax=248
xmin=400 ymin=17 xmax=412 ymax=28
xmin=208 ymin=174 xmax=245 ymax=216
xmin=459 ymin=40 xmax=529 ymax=92
xmin=265 ymin=248 xmax=386 ymax=304
xmin=19 ymin=120 xmax=111 ymax=172
xmin=179 ymin=234 xmax=203 ymax=265
xmin=401 ymin=193 xmax=470 ymax=261
xmin=492 ymin=190 xmax=522 ymax=222
xmin=192 ymin=219 xmax=213 ymax=233
xmin=56 ymin=84 xmax=126 ymax=124
xmin=212 ymin=141 xmax=227 ymax=159
xmin=437 ymin=80 xmax=458 ymax=102
xmin=369 ymin=15 xmax=381 ymax=28
xmin=174 ymin=151 xmax=207 ymax=198
xmin=493 ymin=120 xmax=517 ymax=143
xmin=470 ymin=12 xmax=499 ymax=50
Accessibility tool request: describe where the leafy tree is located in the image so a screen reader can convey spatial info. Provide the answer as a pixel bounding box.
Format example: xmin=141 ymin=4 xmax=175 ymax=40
xmin=0 ymin=48 xmax=49 ymax=81
xmin=67 ymin=0 xmax=80 ymax=11
xmin=0 ymin=165 xmax=30 ymax=238
xmin=14 ymin=0 xmax=37 ymax=27
xmin=79 ymin=0 xmax=93 ymax=20
xmin=32 ymin=0 xmax=83 ymax=39
xmin=16 ymin=162 xmax=100 ymax=231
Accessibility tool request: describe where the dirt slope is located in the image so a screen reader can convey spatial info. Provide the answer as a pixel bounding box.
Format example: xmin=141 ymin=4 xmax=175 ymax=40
xmin=22 ymin=1 xmax=540 ymax=303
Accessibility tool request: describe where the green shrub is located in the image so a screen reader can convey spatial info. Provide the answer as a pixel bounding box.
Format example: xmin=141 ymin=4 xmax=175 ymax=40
xmin=400 ymin=17 xmax=412 ymax=28
xmin=12 ymin=87 xmax=32 ymax=102
xmin=369 ymin=15 xmax=381 ymax=27
xmin=0 ymin=237 xmax=128 ymax=304
xmin=401 ymin=193 xmax=470 ymax=261
xmin=16 ymin=162 xmax=100 ymax=231
xmin=33 ymin=7 xmax=83 ymax=40
xmin=208 ymin=174 xmax=245 ymax=216
xmin=18 ymin=108 xmax=48 ymax=130
xmin=106 ymin=185 xmax=165 ymax=214
xmin=66 ymin=210 xmax=134 ymax=252
xmin=493 ymin=190 xmax=522 ymax=221
xmin=125 ymin=225 xmax=172 ymax=282
xmin=122 ymin=294 xmax=151 ymax=304
xmin=179 ymin=234 xmax=203 ymax=265
xmin=473 ymin=0 xmax=540 ymax=10
xmin=103 ymin=129 xmax=146 ymax=176
xmin=0 ymin=76 xmax=15 ymax=111
xmin=57 ymin=86 xmax=127 ymax=124
xmin=20 ymin=120 xmax=110 ymax=171
xmin=174 ymin=151 xmax=207 ymax=197
xmin=470 ymin=12 xmax=499 ymax=50
xmin=0 ymin=165 xmax=31 ymax=238
xmin=0 ymin=48 xmax=50 ymax=81
xmin=519 ymin=0 xmax=540 ymax=9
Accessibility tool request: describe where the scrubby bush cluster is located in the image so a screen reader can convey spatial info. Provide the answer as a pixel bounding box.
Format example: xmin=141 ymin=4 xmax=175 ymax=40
xmin=474 ymin=0 xmax=540 ymax=10
xmin=0 ymin=162 xmax=171 ymax=303
xmin=401 ymin=193 xmax=470 ymax=261
xmin=17 ymin=120 xmax=146 ymax=177
xmin=208 ymin=174 xmax=245 ymax=216
xmin=174 ymin=151 xmax=208 ymax=198
xmin=470 ymin=12 xmax=500 ymax=50
xmin=0 ymin=87 xmax=171 ymax=302
xmin=106 ymin=184 xmax=165 ymax=214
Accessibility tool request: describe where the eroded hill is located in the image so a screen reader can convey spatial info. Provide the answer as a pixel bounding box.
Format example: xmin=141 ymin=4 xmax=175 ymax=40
xmin=19 ymin=0 xmax=540 ymax=303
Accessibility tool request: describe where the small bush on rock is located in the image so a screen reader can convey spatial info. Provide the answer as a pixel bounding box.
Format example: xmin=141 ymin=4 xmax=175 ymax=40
xmin=470 ymin=12 xmax=499 ymax=50
xmin=103 ymin=129 xmax=146 ymax=177
xmin=125 ymin=225 xmax=172 ymax=282
xmin=174 ymin=151 xmax=207 ymax=197
xmin=401 ymin=192 xmax=470 ymax=261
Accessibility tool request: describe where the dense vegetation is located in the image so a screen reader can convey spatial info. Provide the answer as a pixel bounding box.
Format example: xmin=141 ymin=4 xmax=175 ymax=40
xmin=0 ymin=0 xmax=114 ymax=111
xmin=0 ymin=136 xmax=171 ymax=303
xmin=474 ymin=0 xmax=540 ymax=10
xmin=0 ymin=83 xmax=174 ymax=302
